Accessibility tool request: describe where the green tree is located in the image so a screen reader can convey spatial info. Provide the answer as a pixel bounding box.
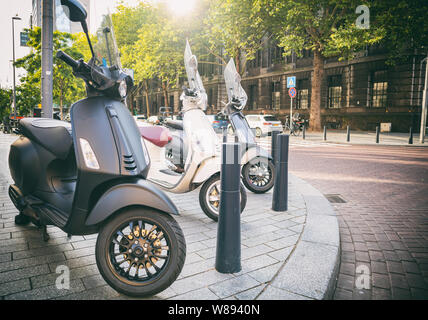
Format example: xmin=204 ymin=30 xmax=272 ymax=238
xmin=254 ymin=0 xmax=384 ymax=131
xmin=14 ymin=27 xmax=86 ymax=118
xmin=0 ymin=88 xmax=12 ymax=120
xmin=372 ymin=0 xmax=428 ymax=65
xmin=204 ymin=0 xmax=268 ymax=75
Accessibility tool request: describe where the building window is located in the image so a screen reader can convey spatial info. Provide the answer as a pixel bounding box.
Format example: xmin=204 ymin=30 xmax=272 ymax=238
xmin=248 ymin=84 xmax=257 ymax=110
xmin=328 ymin=75 xmax=342 ymax=108
xmin=271 ymin=81 xmax=281 ymax=110
xmin=371 ymin=70 xmax=388 ymax=108
xmin=297 ymin=79 xmax=310 ymax=109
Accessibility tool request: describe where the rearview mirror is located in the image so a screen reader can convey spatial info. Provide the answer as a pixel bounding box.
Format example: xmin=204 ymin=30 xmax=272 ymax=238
xmin=60 ymin=0 xmax=87 ymax=24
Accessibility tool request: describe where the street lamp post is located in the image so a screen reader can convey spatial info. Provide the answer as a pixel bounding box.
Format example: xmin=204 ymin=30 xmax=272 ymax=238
xmin=420 ymin=54 xmax=428 ymax=144
xmin=12 ymin=15 xmax=22 ymax=122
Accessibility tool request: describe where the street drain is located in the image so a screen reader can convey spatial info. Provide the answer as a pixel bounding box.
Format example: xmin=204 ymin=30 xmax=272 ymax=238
xmin=324 ymin=194 xmax=347 ymax=203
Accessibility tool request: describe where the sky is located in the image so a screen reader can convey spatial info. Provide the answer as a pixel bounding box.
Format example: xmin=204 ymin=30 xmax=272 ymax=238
xmin=0 ymin=0 xmax=143 ymax=88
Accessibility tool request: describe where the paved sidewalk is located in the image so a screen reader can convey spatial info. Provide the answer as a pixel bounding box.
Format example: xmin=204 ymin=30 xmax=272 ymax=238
xmin=0 ymin=132 xmax=339 ymax=300
xmin=294 ymin=130 xmax=428 ymax=146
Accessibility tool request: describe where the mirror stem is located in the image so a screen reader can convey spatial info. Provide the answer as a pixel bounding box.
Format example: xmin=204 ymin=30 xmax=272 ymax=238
xmin=81 ymin=21 xmax=95 ymax=59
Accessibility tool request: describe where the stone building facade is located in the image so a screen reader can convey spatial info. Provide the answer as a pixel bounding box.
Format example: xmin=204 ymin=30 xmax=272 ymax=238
xmin=131 ymin=44 xmax=427 ymax=132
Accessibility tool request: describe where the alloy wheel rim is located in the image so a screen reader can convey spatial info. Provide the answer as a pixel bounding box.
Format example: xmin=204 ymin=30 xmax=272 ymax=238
xmin=248 ymin=162 xmax=271 ymax=187
xmin=108 ymin=219 xmax=170 ymax=284
xmin=206 ymin=180 xmax=221 ymax=213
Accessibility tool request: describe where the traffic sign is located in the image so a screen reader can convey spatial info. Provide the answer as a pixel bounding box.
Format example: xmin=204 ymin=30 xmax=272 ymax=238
xmin=287 ymin=76 xmax=296 ymax=88
xmin=288 ymin=87 xmax=297 ymax=98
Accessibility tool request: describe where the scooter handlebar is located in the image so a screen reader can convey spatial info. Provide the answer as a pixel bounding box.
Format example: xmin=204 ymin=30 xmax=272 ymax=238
xmin=56 ymin=50 xmax=79 ymax=69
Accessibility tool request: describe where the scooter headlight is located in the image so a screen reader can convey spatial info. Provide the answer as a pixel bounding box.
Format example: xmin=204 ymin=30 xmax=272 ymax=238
xmin=80 ymin=138 xmax=100 ymax=170
xmin=118 ymin=80 xmax=127 ymax=98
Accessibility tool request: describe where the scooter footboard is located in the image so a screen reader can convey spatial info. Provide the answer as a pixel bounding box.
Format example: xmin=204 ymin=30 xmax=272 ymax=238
xmin=85 ymin=180 xmax=179 ymax=226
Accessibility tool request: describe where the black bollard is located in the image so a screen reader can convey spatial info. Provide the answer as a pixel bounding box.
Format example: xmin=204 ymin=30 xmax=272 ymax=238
xmin=409 ymin=127 xmax=413 ymax=145
xmin=346 ymin=126 xmax=350 ymax=142
xmin=323 ymin=126 xmax=327 ymax=141
xmin=272 ymin=134 xmax=289 ymax=212
xmin=302 ymin=123 xmax=306 ymax=140
xmin=215 ymin=142 xmax=242 ymax=273
xmin=222 ymin=127 xmax=227 ymax=143
xmin=376 ymin=126 xmax=380 ymax=144
xmin=271 ymin=131 xmax=280 ymax=164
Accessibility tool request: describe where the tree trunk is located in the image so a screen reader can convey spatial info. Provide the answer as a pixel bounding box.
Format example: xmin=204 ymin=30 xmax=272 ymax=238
xmin=309 ymin=49 xmax=324 ymax=131
xmin=143 ymin=80 xmax=151 ymax=117
xmin=162 ymin=81 xmax=169 ymax=108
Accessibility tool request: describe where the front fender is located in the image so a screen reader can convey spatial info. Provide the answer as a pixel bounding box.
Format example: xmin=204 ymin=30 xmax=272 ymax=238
xmin=85 ymin=180 xmax=179 ymax=226
xmin=242 ymin=146 xmax=272 ymax=164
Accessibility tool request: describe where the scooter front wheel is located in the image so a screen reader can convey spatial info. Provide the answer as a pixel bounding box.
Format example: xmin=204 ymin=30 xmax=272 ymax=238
xmin=95 ymin=207 xmax=186 ymax=297
xmin=242 ymin=157 xmax=275 ymax=194
xmin=199 ymin=174 xmax=247 ymax=222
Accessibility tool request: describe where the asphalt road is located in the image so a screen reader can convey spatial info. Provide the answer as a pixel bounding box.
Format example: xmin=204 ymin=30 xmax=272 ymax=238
xmin=288 ymin=143 xmax=428 ymax=299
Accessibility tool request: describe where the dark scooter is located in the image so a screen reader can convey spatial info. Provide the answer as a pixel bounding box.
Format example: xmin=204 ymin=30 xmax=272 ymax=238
xmin=7 ymin=0 xmax=186 ymax=297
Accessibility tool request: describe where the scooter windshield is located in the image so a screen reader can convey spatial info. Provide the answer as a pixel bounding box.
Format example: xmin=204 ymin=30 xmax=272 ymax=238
xmin=224 ymin=59 xmax=247 ymax=107
xmin=92 ymin=12 xmax=121 ymax=69
xmin=184 ymin=41 xmax=206 ymax=96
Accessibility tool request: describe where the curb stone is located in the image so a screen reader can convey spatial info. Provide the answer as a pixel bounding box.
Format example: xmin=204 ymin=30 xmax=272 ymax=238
xmin=257 ymin=174 xmax=340 ymax=300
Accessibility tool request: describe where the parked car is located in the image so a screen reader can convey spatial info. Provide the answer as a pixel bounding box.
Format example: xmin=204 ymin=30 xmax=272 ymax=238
xmin=133 ymin=114 xmax=147 ymax=123
xmin=245 ymin=114 xmax=283 ymax=137
xmin=206 ymin=114 xmax=229 ymax=132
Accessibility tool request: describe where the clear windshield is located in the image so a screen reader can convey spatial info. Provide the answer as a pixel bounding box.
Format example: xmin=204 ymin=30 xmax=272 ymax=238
xmin=92 ymin=12 xmax=121 ymax=68
xmin=224 ymin=59 xmax=247 ymax=107
xmin=184 ymin=40 xmax=205 ymax=93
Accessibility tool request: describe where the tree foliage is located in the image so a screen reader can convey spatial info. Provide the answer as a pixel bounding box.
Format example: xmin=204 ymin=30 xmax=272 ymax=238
xmin=14 ymin=27 xmax=86 ymax=118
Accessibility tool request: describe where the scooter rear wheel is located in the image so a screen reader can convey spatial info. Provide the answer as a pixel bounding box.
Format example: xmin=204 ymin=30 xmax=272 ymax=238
xmin=199 ymin=174 xmax=247 ymax=222
xmin=95 ymin=207 xmax=186 ymax=297
xmin=242 ymin=157 xmax=275 ymax=194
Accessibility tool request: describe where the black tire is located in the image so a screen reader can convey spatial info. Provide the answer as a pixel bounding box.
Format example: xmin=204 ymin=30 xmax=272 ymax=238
xmin=199 ymin=174 xmax=247 ymax=222
xmin=242 ymin=157 xmax=275 ymax=194
xmin=95 ymin=207 xmax=186 ymax=297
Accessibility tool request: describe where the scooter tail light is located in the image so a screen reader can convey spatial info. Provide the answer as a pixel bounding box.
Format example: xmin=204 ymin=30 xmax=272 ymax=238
xmin=79 ymin=138 xmax=100 ymax=170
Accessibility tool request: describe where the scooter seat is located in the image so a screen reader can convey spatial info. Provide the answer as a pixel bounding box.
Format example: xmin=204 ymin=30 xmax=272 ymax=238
xmin=164 ymin=119 xmax=183 ymax=131
xmin=138 ymin=124 xmax=172 ymax=148
xmin=19 ymin=118 xmax=73 ymax=160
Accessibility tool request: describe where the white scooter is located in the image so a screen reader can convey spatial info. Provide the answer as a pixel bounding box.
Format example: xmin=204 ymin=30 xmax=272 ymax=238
xmin=222 ymin=59 xmax=275 ymax=194
xmin=138 ymin=41 xmax=247 ymax=221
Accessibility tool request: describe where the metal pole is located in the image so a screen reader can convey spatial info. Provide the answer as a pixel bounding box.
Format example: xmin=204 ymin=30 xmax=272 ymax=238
xmin=420 ymin=55 xmax=428 ymax=143
xmin=346 ymin=126 xmax=350 ymax=142
xmin=272 ymin=134 xmax=289 ymax=212
xmin=271 ymin=131 xmax=279 ymax=164
xmin=323 ymin=126 xmax=327 ymax=141
xmin=215 ymin=142 xmax=241 ymax=274
xmin=290 ymin=98 xmax=293 ymax=133
xmin=409 ymin=127 xmax=413 ymax=144
xmin=12 ymin=16 xmax=21 ymax=123
xmin=302 ymin=122 xmax=306 ymax=140
xmin=41 ymin=0 xmax=54 ymax=119
xmin=376 ymin=126 xmax=380 ymax=144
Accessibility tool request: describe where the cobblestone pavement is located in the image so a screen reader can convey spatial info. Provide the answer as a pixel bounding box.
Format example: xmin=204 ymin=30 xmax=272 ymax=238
xmin=0 ymin=132 xmax=310 ymax=300
xmin=287 ymin=143 xmax=428 ymax=300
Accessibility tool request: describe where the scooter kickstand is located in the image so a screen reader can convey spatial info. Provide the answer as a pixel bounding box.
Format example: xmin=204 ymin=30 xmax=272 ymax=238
xmin=40 ymin=225 xmax=50 ymax=242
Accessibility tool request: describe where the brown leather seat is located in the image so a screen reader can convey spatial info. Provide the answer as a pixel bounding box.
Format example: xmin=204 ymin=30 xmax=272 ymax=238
xmin=138 ymin=124 xmax=172 ymax=148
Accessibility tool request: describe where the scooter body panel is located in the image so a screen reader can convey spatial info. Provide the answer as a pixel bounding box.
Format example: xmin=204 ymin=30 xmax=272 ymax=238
xmin=85 ymin=179 xmax=179 ymax=226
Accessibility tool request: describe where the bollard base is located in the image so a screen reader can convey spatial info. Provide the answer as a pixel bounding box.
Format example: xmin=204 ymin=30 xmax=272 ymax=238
xmin=215 ymin=190 xmax=241 ymax=274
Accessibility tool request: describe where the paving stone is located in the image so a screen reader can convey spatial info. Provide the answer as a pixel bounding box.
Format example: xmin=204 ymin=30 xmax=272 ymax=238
xmin=5 ymin=279 xmax=86 ymax=300
xmin=234 ymin=284 xmax=265 ymax=300
xmin=0 ymin=279 xmax=31 ymax=296
xmin=257 ymin=286 xmax=312 ymax=300
xmin=172 ymin=287 xmax=219 ymax=300
xmin=209 ymin=274 xmax=260 ymax=299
